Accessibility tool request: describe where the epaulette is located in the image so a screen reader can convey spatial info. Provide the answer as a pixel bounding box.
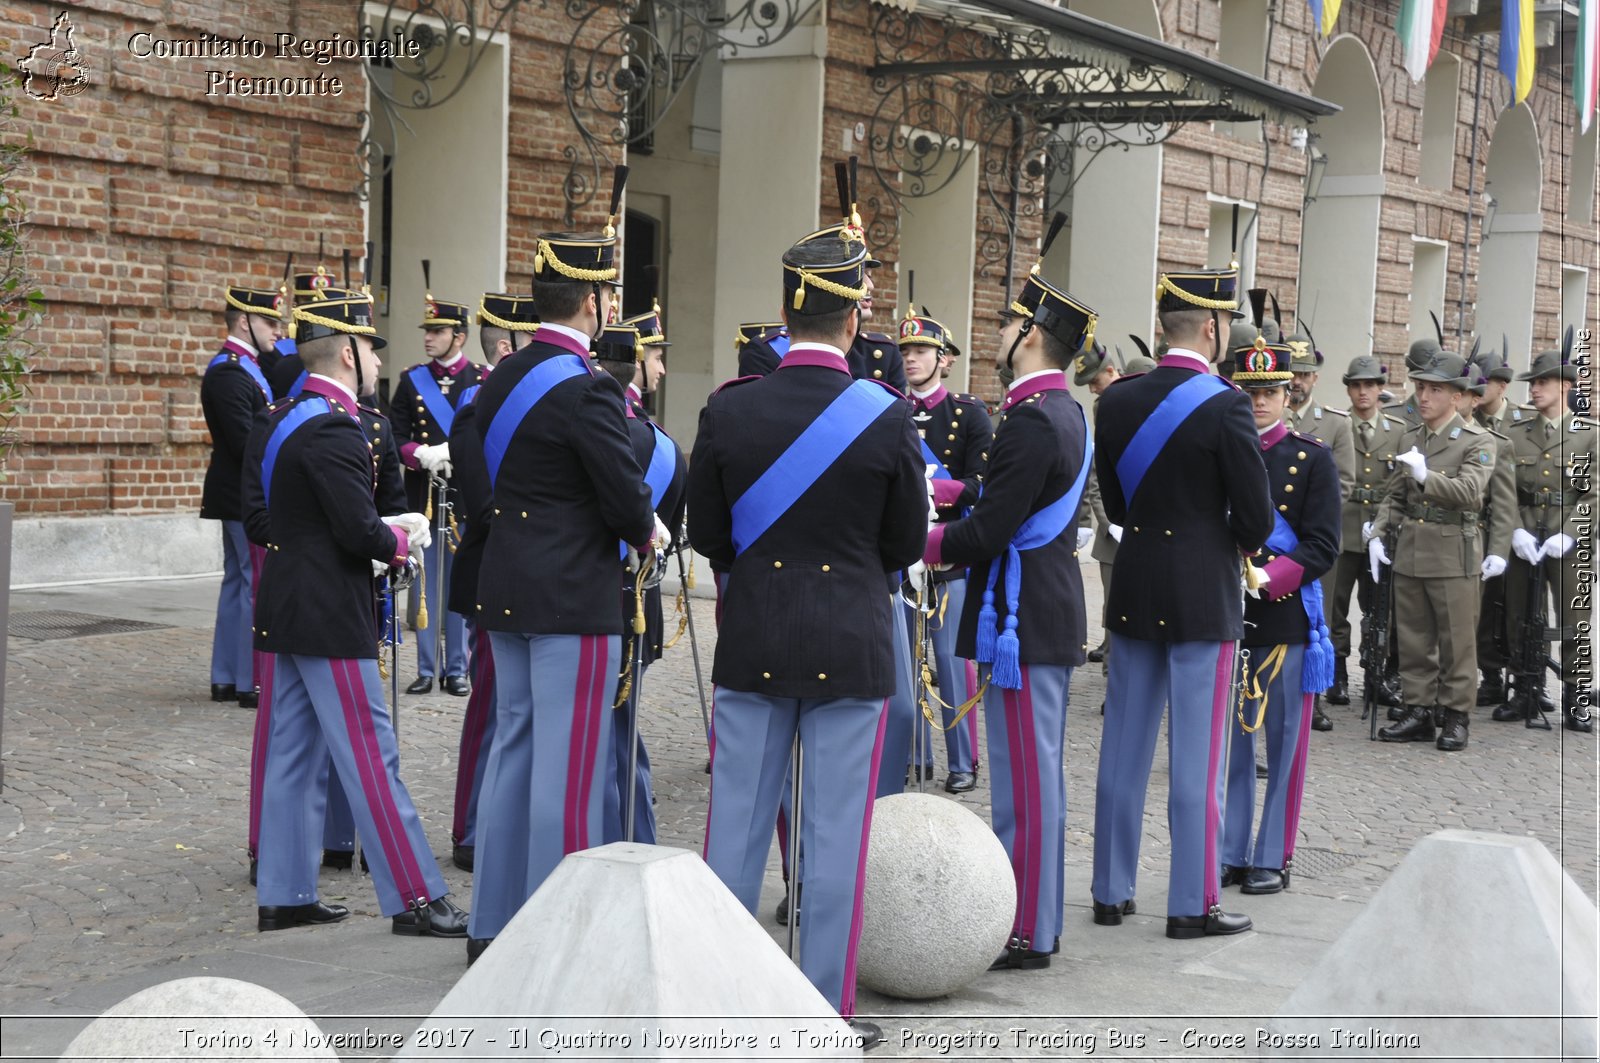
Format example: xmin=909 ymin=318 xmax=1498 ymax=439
xmin=710 ymin=374 xmax=761 ymax=397
xmin=864 ymin=377 xmax=907 ymax=401
xmin=1105 ymin=371 xmax=1145 ymax=386
xmin=861 ymin=330 xmax=898 ymax=346
xmin=359 ymin=402 xmax=389 ymax=419
xmin=1288 ymin=430 xmax=1328 ymax=449
xmin=1459 ymin=421 xmax=1486 ymax=435
xmin=1324 ymin=407 xmax=1349 ymax=418
xmin=267 ymin=397 xmax=293 ymax=412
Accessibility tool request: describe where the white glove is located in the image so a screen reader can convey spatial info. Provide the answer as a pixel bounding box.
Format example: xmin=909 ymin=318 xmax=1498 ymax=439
xmin=1480 ymin=554 xmax=1507 ymax=581
xmin=924 ymin=465 xmax=939 ymax=523
xmin=1108 ymin=523 xmax=1123 ymax=543
xmin=384 ymin=512 xmax=431 ymax=553
xmin=1361 ymin=520 xmax=1377 ymax=544
xmin=1368 ymin=535 xmax=1391 ymax=582
xmin=1076 ymin=527 xmax=1093 ymax=551
xmin=1244 ymin=569 xmax=1268 ymax=599
xmin=1511 ymin=528 xmax=1542 ymax=564
xmin=372 ymin=559 xmax=391 ymax=578
xmin=650 ymin=514 xmax=672 ymax=553
xmin=907 ymin=560 xmax=928 ymax=587
xmin=1541 ymin=533 xmax=1575 ymax=559
xmin=1395 ymin=446 xmax=1428 ymax=484
xmin=415 ymin=442 xmax=452 ymax=479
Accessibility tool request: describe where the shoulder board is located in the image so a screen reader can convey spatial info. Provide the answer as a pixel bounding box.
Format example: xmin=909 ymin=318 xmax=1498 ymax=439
xmin=710 ymin=374 xmax=762 ymax=397
xmin=1486 ymin=425 xmax=1509 ymax=441
xmin=358 ymin=402 xmax=389 ymax=420
xmin=1458 ymin=422 xmax=1486 ymax=435
xmin=863 ymin=378 xmax=907 ymax=401
xmin=267 ymin=397 xmax=293 ymax=413
xmin=860 ymin=330 xmax=897 ymax=345
xmin=1382 ymin=401 xmax=1409 ymax=412
xmin=1324 ymin=407 xmax=1349 ymax=418
xmin=952 ymin=392 xmax=986 ymax=406
xmin=1288 ymin=430 xmax=1328 ymax=449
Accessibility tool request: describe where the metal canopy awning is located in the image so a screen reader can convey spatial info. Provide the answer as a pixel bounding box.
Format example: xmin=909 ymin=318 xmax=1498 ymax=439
xmin=869 ymin=0 xmax=1341 ymax=127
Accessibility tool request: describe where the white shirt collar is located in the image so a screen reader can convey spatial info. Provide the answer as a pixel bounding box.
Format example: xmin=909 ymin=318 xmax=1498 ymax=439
xmin=307 ymin=373 xmax=358 ymax=409
xmin=226 ymin=335 xmax=259 ymax=358
xmin=1161 ymin=348 xmax=1215 ymax=373
xmin=437 ymin=350 xmax=465 ymax=371
xmin=911 ymin=383 xmax=943 ymax=400
xmin=787 ymin=341 xmax=847 ymax=359
xmin=537 ymin=321 xmax=597 ymax=348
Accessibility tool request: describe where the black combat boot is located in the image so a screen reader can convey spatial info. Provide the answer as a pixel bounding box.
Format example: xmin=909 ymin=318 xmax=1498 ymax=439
xmin=1435 ymin=709 xmax=1469 ymax=751
xmin=1379 ymin=704 xmax=1436 ymax=743
xmin=1476 ymin=669 xmax=1505 ymax=707
xmin=1326 ymin=659 xmax=1350 ymax=706
xmin=1311 ymin=698 xmax=1333 ymax=731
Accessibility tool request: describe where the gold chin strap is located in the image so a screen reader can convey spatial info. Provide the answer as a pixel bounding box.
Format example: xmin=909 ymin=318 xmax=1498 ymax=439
xmin=1238 ymin=643 xmax=1288 ymax=733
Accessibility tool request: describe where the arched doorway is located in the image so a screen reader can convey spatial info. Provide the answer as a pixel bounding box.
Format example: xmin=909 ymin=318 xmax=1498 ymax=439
xmin=1297 ymin=35 xmax=1384 ymax=404
xmin=1476 ymin=102 xmax=1542 ymax=370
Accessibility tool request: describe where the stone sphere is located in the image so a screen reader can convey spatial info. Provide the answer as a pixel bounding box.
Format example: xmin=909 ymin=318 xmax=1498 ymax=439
xmin=64 ymin=977 xmax=336 ymax=1061
xmin=855 ymin=792 xmax=1016 ymax=1000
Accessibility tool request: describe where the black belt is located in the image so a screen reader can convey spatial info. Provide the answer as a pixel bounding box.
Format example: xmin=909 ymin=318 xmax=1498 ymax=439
xmin=1403 ymin=502 xmax=1475 ymax=526
xmin=1519 ymin=490 xmax=1568 ymax=508
xmin=1349 ymin=487 xmax=1384 ymax=504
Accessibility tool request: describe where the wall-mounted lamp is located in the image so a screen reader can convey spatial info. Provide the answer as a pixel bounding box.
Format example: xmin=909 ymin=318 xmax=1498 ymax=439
xmin=1481 ymin=194 xmax=1499 ymax=244
xmin=1303 ymin=145 xmax=1329 ymax=205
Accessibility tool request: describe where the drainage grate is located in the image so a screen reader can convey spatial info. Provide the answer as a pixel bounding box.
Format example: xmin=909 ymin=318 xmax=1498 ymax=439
xmin=8 ymin=610 xmax=174 ymax=641
xmin=1291 ymin=846 xmax=1362 ymax=879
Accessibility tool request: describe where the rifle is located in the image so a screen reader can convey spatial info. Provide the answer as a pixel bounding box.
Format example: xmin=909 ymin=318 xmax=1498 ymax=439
xmin=1506 ymin=524 xmax=1559 ymax=730
xmin=1360 ymin=528 xmax=1397 ymax=741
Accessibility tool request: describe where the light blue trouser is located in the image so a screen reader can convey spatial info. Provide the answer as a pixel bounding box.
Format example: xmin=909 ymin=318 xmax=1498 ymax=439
xmin=452 ymin=626 xmax=497 ymax=847
xmin=469 ymin=632 xmax=618 ymax=940
xmin=704 ymin=687 xmax=887 ymax=1018
xmin=256 ymin=655 xmax=447 ymax=916
xmin=1222 ymin=643 xmax=1313 ymax=872
xmin=985 ymin=664 xmax=1069 ymax=950
xmin=414 ymin=535 xmax=467 ymax=679
xmin=875 ymin=594 xmax=919 ymax=797
xmin=1092 ymin=635 xmax=1235 ymax=919
xmin=210 ymin=520 xmax=254 ymax=688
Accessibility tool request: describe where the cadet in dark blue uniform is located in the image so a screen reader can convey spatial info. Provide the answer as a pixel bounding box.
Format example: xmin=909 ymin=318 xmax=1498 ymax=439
xmin=1218 ymin=319 xmax=1340 ymax=896
xmin=900 ymin=305 xmax=993 ymax=793
xmin=922 ymin=222 xmax=1094 ymax=970
xmin=388 ymin=276 xmax=489 ymax=696
xmin=1090 ymin=262 xmax=1273 ymax=940
xmin=734 ymin=321 xmax=790 ymax=377
xmin=594 ymin=315 xmax=688 ymax=845
xmin=203 ymin=283 xmax=285 ymax=708
xmin=242 ymin=287 xmax=468 ymax=937
xmin=466 ymin=172 xmax=663 ymax=961
xmin=267 ymin=266 xmax=337 ymax=400
xmin=690 ymin=233 xmax=925 ymax=1041
xmin=446 ymin=293 xmax=539 ymax=874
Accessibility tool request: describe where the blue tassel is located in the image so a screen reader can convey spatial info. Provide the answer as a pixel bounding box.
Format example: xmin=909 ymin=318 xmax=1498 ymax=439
xmin=992 ymin=615 xmax=1023 ymax=690
xmin=1302 ymin=622 xmax=1336 ymax=694
xmin=975 ymin=587 xmax=998 ymax=664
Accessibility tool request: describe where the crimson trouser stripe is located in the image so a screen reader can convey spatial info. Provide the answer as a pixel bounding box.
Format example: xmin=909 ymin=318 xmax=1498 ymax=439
xmin=1221 ymin=643 xmax=1309 ymax=873
xmin=1092 ymin=636 xmax=1234 ymax=919
xmin=255 ymin=655 xmax=446 ymax=916
xmin=452 ymin=627 xmax=497 ymax=846
xmin=470 ymin=632 xmax=617 ymax=941
xmin=984 ymin=664 xmax=1069 ymax=949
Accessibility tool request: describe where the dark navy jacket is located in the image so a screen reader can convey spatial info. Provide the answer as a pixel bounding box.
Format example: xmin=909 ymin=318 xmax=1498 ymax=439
xmin=623 ymin=402 xmax=689 ymax=662
xmin=446 ymin=381 xmax=492 ymax=617
xmin=688 ymin=345 xmax=927 ymax=699
xmin=387 ymin=355 xmax=490 ymax=512
xmin=914 ymin=385 xmax=994 ymax=519
xmin=738 ymin=329 xmax=910 ymax=394
xmin=929 ymin=372 xmax=1090 ymax=667
xmin=1093 ymin=353 xmax=1275 ymax=643
xmin=472 ymin=333 xmax=655 ymax=635
xmin=241 ymin=377 xmax=408 ymax=660
xmin=200 ymin=340 xmax=272 ymax=521
xmin=1243 ymin=423 xmax=1342 ymax=649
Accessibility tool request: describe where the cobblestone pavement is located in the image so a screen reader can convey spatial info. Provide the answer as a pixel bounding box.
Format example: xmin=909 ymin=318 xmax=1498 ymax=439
xmin=0 ymin=570 xmax=1594 ymax=1059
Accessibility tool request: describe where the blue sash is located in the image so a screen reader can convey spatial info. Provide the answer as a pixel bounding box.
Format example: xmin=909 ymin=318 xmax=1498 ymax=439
xmin=1263 ymin=512 xmax=1335 ymax=693
xmin=617 ymin=423 xmax=680 ymax=561
xmin=458 ymin=384 xmax=481 ymax=407
xmin=289 ymin=370 xmax=307 ymax=398
xmin=919 ymin=437 xmax=952 ymax=480
xmin=1114 ymin=374 xmax=1231 ymax=504
xmin=976 ymin=401 xmax=1094 ymax=689
xmin=208 ymin=351 xmax=272 ymax=401
xmin=482 ymin=354 xmax=590 ymax=488
xmin=770 ymin=334 xmax=792 ymax=360
xmin=730 ymin=380 xmax=898 ymax=555
xmin=407 ymin=365 xmax=459 ymax=437
xmin=261 ymin=398 xmax=331 ymax=508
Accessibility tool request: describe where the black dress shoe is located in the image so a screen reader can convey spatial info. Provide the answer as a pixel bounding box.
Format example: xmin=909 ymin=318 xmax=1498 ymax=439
xmin=943 ymin=771 xmax=977 ymax=794
xmin=452 ymin=845 xmax=475 ymax=872
xmin=392 ymin=896 xmax=470 ymax=937
xmin=406 ymin=675 xmax=434 ymax=695
xmin=1435 ymin=709 xmax=1469 ymax=751
xmin=236 ymin=689 xmax=259 ymax=709
xmin=1219 ymin=864 xmax=1247 ymax=888
xmin=466 ymin=937 xmax=493 ymax=966
xmin=775 ymin=885 xmax=798 ymax=926
xmin=1166 ymin=908 xmax=1252 ymax=939
xmin=848 ymin=1020 xmax=885 ymax=1051
xmin=1326 ymin=659 xmax=1349 ymax=706
xmin=441 ymin=674 xmax=470 ymax=697
xmin=1255 ymin=759 xmax=1268 ymax=779
xmin=322 ymin=849 xmax=353 ymax=870
xmin=248 ymin=858 xmax=257 ymax=886
xmin=211 ymin=683 xmax=237 ymax=702
xmin=1092 ymin=898 xmax=1135 ymax=926
xmin=258 ymin=900 xmax=349 ymax=932
xmin=1379 ymin=704 xmax=1436 ymax=743
xmin=1241 ymin=867 xmax=1289 ymax=894
xmin=1311 ymin=702 xmax=1333 ymax=731
xmin=1086 ymin=646 xmax=1106 ymax=664
xmin=989 ymin=945 xmax=1052 ymax=970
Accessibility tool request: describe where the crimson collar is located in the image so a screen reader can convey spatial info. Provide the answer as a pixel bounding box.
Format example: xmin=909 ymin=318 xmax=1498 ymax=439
xmin=1002 ymin=370 xmax=1067 ymax=410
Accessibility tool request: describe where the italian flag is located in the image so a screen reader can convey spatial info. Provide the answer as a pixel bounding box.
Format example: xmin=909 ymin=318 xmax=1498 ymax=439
xmin=1397 ymin=0 xmax=1448 ymax=82
xmin=1579 ymin=0 xmax=1598 ymax=133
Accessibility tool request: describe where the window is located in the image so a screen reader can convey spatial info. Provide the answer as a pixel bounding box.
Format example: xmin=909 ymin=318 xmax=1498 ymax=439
xmin=1408 ymin=238 xmax=1449 ymax=350
xmin=1207 ymin=198 xmax=1258 ymax=291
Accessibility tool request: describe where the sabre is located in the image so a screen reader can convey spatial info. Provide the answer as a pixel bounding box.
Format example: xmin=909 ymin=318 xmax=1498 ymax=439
xmin=429 ymin=473 xmax=451 ymax=679
xmin=674 ymin=517 xmax=713 ymax=751
xmin=624 ymin=550 xmax=654 ymax=843
xmin=786 ymin=733 xmax=804 ymax=962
